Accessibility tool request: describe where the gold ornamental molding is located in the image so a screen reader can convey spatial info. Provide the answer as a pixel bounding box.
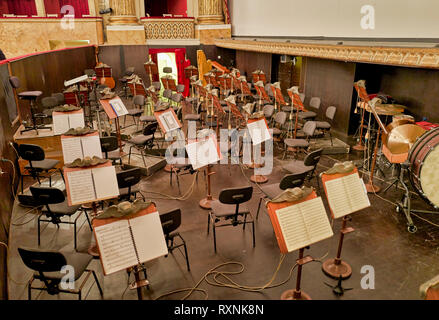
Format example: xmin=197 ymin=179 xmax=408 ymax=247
xmin=142 ymin=18 xmax=195 ymax=39
xmin=214 ymin=39 xmax=439 ymax=69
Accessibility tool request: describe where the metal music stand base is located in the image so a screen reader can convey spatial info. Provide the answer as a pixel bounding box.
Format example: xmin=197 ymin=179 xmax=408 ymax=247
xmin=281 ymin=289 xmax=311 ymax=300
xmin=164 ymin=164 xmax=173 ymax=173
xmin=352 ymin=143 xmax=366 ymax=151
xmin=322 ymin=259 xmax=352 ymax=280
xmin=200 ymin=197 xmax=217 ymax=210
xmin=250 ymin=175 xmax=268 ymax=184
xmin=365 ymin=181 xmax=381 ymax=193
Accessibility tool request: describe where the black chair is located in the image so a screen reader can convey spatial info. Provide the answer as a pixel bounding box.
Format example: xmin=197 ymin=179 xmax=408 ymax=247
xmin=160 ymin=208 xmax=190 ymax=271
xmin=128 ymin=122 xmax=158 ymax=167
xmin=116 ymin=168 xmax=145 ymax=201
xmin=315 ymin=106 xmax=337 ymax=146
xmin=18 ymin=247 xmax=103 ymax=300
xmin=41 ymin=96 xmax=58 ymax=117
xmin=9 ymin=76 xmax=50 ymax=133
xmin=100 ymin=136 xmax=122 ymax=165
xmin=207 ymin=186 xmax=255 ymax=253
xmin=282 ymin=148 xmax=323 ymax=188
xmin=51 ymin=92 xmax=65 ymax=106
xmin=256 ymin=172 xmax=308 ymax=219
xmin=30 ymin=186 xmax=91 ymax=250
xmin=283 ymin=121 xmax=317 ymax=159
xmin=18 ymin=144 xmax=63 ymax=193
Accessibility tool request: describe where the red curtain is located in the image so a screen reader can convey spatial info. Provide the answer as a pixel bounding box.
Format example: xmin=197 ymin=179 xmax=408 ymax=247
xmin=59 ymin=0 xmax=89 ymax=17
xmin=149 ymin=48 xmax=190 ymax=97
xmin=44 ymin=0 xmax=61 ymax=15
xmin=167 ymin=0 xmax=187 ymax=16
xmin=6 ymin=0 xmax=37 ymax=15
xmin=0 ymin=0 xmax=10 ymax=15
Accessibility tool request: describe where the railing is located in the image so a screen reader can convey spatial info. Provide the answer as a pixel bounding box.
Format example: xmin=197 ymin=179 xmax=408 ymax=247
xmin=141 ymin=17 xmax=195 ymax=39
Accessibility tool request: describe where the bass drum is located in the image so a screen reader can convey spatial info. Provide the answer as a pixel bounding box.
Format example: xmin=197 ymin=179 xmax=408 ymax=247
xmin=409 ymin=127 xmax=439 ymax=208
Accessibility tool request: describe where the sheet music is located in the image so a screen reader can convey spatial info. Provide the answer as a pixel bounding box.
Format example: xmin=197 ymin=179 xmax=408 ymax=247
xmin=69 ymin=112 xmax=85 ymax=129
xmin=109 ymin=97 xmax=128 ymax=117
xmin=81 ymin=134 xmax=102 ymax=159
xmin=276 ymin=197 xmax=333 ymax=253
xmin=325 ymin=173 xmax=370 ymax=219
xmin=94 ymin=219 xmax=139 ymax=275
xmin=61 ymin=137 xmax=83 ymax=164
xmin=186 ymin=137 xmax=220 ymax=170
xmin=130 ymin=212 xmax=168 ymax=264
xmin=159 ymin=111 xmax=180 ymax=133
xmin=92 ymin=166 xmax=120 ymax=200
xmin=53 ymin=113 xmax=70 ymax=135
xmin=247 ymin=119 xmax=271 ymax=145
xmin=66 ymin=169 xmax=96 ymax=204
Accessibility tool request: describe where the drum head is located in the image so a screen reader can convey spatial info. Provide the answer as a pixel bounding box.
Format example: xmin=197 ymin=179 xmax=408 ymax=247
xmin=420 ymin=146 xmax=439 ymax=208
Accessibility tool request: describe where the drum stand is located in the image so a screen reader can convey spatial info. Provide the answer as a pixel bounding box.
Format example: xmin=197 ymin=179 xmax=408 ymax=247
xmin=396 ymin=163 xmax=438 ymax=233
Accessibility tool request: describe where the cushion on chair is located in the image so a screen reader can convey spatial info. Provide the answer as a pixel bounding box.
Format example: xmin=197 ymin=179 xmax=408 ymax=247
xmin=105 ymin=150 xmax=123 ymax=161
xmin=282 ymin=160 xmax=315 ymax=175
xmin=184 ymin=114 xmax=201 ymax=121
xmin=39 ymin=252 xmax=92 ymax=281
xmin=25 ymin=159 xmax=59 ymax=171
xmin=315 ymin=121 xmax=331 ymax=129
xmin=129 ymin=134 xmax=153 ymax=145
xmin=140 ymin=115 xmax=156 ymax=122
xmin=211 ymin=201 xmax=250 ymax=217
xmin=44 ymin=202 xmax=81 ymax=216
xmin=18 ymin=91 xmax=42 ymax=99
xmin=298 ymin=111 xmax=317 ymax=120
xmin=260 ymin=183 xmax=283 ymax=199
xmin=127 ymin=109 xmax=142 ymax=116
xmin=271 ymin=127 xmax=282 ymax=135
xmin=119 ymin=185 xmax=140 ymax=197
xmin=284 ymin=139 xmax=309 ymax=148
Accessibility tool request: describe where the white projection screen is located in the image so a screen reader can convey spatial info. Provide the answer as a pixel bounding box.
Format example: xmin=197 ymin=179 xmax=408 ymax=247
xmin=229 ymin=0 xmax=439 ymax=39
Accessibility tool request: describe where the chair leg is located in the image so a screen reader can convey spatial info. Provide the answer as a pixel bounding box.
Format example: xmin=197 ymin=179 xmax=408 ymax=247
xmin=21 ymin=175 xmax=24 ymax=194
xmin=28 ymin=280 xmax=32 ymax=300
xmin=74 ymin=220 xmax=77 ymax=250
xmin=91 ymin=270 xmax=104 ymax=297
xmin=256 ymin=197 xmax=263 ymax=220
xmin=329 ymin=131 xmax=334 ymax=146
xmin=128 ymin=146 xmax=133 ymax=164
xmin=182 ymin=239 xmax=190 ymax=271
xmin=243 ymin=213 xmax=247 ymax=230
xmin=213 ymin=223 xmax=217 ymax=253
xmin=85 ymin=211 xmax=92 ymax=231
xmin=37 ymin=215 xmax=41 ymax=246
xmin=141 ymin=148 xmax=147 ymax=167
xmin=59 ymin=168 xmax=65 ymax=183
xmin=207 ymin=212 xmax=211 ymax=235
xmin=49 ymin=174 xmax=52 ymax=187
xmin=252 ymin=221 xmax=256 ymax=247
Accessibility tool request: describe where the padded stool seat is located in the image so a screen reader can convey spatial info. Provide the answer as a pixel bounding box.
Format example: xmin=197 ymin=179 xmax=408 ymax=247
xmin=184 ymin=114 xmax=201 ymax=121
xmin=271 ymin=127 xmax=282 ymax=135
xmin=315 ymin=121 xmax=331 ymax=129
xmin=25 ymin=158 xmax=59 ymax=171
xmin=18 ymin=91 xmax=42 ymax=99
xmin=211 ymin=201 xmax=250 ymax=217
xmin=43 ymin=202 xmax=81 ymax=216
xmin=129 ymin=134 xmax=153 ymax=145
xmin=140 ymin=115 xmax=156 ymax=122
xmin=37 ymin=252 xmax=92 ymax=281
xmin=298 ymin=111 xmax=317 ymax=120
xmin=260 ymin=183 xmax=283 ymax=199
xmin=284 ymin=139 xmax=310 ymax=148
xmin=127 ymin=109 xmax=142 ymax=116
xmin=282 ymin=160 xmax=315 ymax=175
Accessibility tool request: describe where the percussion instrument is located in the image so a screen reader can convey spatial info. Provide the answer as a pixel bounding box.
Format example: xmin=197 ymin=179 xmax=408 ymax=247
xmin=408 ymin=127 xmax=439 ymax=208
xmin=385 ymin=124 xmax=426 ymax=154
xmin=393 ymin=114 xmax=414 ymax=123
xmin=357 ymin=102 xmax=405 ymax=116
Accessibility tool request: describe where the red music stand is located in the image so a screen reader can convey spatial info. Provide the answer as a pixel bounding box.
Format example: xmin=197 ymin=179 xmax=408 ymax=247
xmin=353 ymin=81 xmax=369 ymax=151
xmin=144 ymin=61 xmax=158 ymax=86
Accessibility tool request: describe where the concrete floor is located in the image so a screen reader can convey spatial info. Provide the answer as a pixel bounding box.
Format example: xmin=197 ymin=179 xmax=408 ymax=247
xmin=6 ymin=99 xmax=439 ymax=300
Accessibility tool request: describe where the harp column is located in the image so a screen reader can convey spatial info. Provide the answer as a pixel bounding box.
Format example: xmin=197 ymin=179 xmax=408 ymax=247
xmin=196 ymin=0 xmax=231 ymax=44
xmin=107 ymin=0 xmax=146 ymax=44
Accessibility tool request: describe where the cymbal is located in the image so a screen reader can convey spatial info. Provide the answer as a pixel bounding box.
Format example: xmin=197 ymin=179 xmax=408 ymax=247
xmin=382 ymin=119 xmax=413 ymax=144
xmin=386 ymin=124 xmax=426 ymax=154
xmin=358 ymin=102 xmax=406 ymax=116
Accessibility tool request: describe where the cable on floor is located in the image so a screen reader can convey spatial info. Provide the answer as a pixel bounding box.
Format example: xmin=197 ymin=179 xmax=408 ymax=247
xmin=141 ymin=171 xmax=199 ymax=201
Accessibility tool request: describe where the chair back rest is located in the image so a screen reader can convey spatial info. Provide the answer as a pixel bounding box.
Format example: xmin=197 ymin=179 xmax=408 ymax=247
xmin=133 ymin=95 xmax=145 ymax=107
xmin=265 ymin=83 xmax=273 ymax=96
xmin=160 ymin=208 xmax=181 ymax=235
xmin=263 ymin=105 xmax=275 ymax=118
xmin=116 ymin=168 xmax=141 ymax=189
xmin=51 ymin=93 xmax=65 ymax=105
xmin=303 ymin=121 xmax=317 ymax=137
xmin=279 ymin=172 xmax=308 ymax=190
xmin=304 ymin=148 xmax=323 ymax=167
xmin=9 ymin=76 xmax=20 ymax=89
xmin=219 ymin=186 xmax=253 ymax=205
xmin=163 ymin=89 xmax=173 ymax=99
xmin=299 ymin=93 xmax=305 ymax=103
xmin=42 ymin=97 xmax=58 ymax=108
xmin=163 ymin=67 xmax=172 ymax=74
xmin=100 ymin=136 xmax=118 ymax=153
xmin=309 ymin=97 xmax=321 ymax=109
xmin=326 ymin=106 xmax=337 ymax=121
xmin=274 ymin=111 xmax=287 ymax=125
xmin=143 ymin=121 xmax=158 ymax=136
xmin=18 ymin=247 xmax=67 ymax=273
xmin=171 ymin=93 xmax=183 ymax=103
xmin=152 ymin=81 xmax=161 ymax=91
xmin=18 ymin=144 xmax=45 ymax=161
xmin=176 ymin=84 xmax=185 ymax=93
xmin=30 ymin=186 xmax=65 ymax=205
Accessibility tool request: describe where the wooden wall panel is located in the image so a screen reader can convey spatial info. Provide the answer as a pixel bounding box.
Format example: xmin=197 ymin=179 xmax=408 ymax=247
xmin=303 ymin=57 xmax=356 ymax=136
xmin=9 ymin=46 xmax=96 ymax=120
xmin=236 ymin=50 xmax=272 ymax=82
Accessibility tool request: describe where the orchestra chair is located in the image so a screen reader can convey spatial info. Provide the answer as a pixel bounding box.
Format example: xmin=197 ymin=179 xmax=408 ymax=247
xmin=18 ymin=247 xmax=103 ymax=300
xmin=124 ymin=95 xmax=144 ymax=128
xmin=207 ymin=186 xmax=255 ymax=253
xmin=171 ymin=92 xmax=184 ymax=112
xmin=127 ymin=122 xmax=158 ymax=167
xmin=263 ymin=104 xmax=275 ymax=122
xmin=283 ymin=121 xmax=317 ymax=159
xmin=17 ymin=144 xmax=63 ymax=193
xmin=51 ymin=92 xmax=65 ymax=106
xmin=30 ymin=186 xmax=91 ymax=250
xmin=118 ymin=67 xmax=135 ymax=98
xmin=100 ymin=136 xmax=123 ymax=165
xmin=315 ymin=106 xmax=337 ymax=146
xmin=270 ymin=111 xmax=287 ymax=144
xmin=41 ymin=96 xmax=58 ymax=117
xmin=282 ymin=148 xmax=323 ymax=189
xmin=170 ymin=157 xmax=196 ymax=194
xmin=256 ymin=172 xmax=308 ymax=219
xmin=265 ymin=83 xmax=274 ymax=99
xmin=298 ymin=97 xmax=320 ymax=121
xmin=116 ymin=168 xmax=145 ymax=202
xmin=163 ymin=88 xmax=173 ymax=103
xmin=160 ymin=208 xmax=191 ymax=271
xmin=9 ymin=76 xmax=49 ymax=133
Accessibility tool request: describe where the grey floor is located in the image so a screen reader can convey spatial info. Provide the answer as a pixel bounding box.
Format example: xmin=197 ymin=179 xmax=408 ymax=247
xmin=6 ymin=102 xmax=439 ymax=300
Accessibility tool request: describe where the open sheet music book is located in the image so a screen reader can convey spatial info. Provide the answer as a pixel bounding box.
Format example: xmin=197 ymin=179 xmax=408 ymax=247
xmin=61 ymin=132 xmax=102 ymax=164
xmin=52 ymin=110 xmax=85 ymax=135
xmin=323 ymin=172 xmax=370 ymax=219
xmin=93 ymin=205 xmax=168 ymax=276
xmin=155 ymin=108 xmax=182 ymax=133
xmin=109 ymin=97 xmax=129 ymax=117
xmin=247 ymin=118 xmax=271 ymax=145
xmin=64 ymin=162 xmax=120 ymax=206
xmin=186 ymin=135 xmax=220 ymax=170
xmin=267 ymin=193 xmax=333 ymax=254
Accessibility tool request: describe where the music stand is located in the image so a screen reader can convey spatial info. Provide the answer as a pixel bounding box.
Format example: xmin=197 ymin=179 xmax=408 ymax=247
xmin=99 ymin=97 xmax=125 ymax=155
xmin=247 ymin=117 xmax=270 ymax=184
xmin=271 ymin=83 xmax=288 ymax=113
xmin=287 ymin=87 xmax=305 ymax=139
xmin=144 ymin=61 xmax=158 ymax=86
xmin=353 ymin=81 xmax=369 ymax=151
